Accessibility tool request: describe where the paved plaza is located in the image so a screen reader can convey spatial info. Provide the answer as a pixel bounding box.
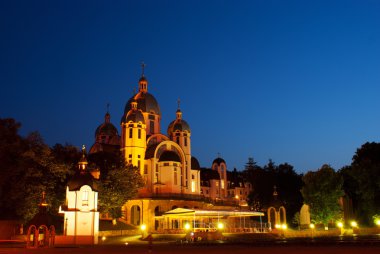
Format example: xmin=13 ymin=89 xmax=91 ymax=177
xmin=1 ymin=244 xmax=380 ymax=254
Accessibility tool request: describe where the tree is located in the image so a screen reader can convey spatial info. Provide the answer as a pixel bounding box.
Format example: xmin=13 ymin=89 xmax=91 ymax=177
xmin=0 ymin=118 xmax=73 ymax=222
xmin=341 ymin=142 xmax=380 ymax=225
xmin=274 ymin=163 xmax=303 ymax=226
xmin=244 ymin=157 xmax=271 ymax=210
xmin=244 ymin=158 xmax=303 ymax=226
xmin=301 ymin=165 xmax=344 ymax=226
xmin=88 ymin=151 xmax=144 ymax=219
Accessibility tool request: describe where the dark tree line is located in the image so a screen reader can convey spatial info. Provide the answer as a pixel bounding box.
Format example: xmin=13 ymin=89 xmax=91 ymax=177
xmin=1 ymin=117 xmax=379 ymax=227
xmin=339 ymin=142 xmax=380 ymax=225
xmin=0 ymin=118 xmax=80 ymax=222
xmin=243 ymin=158 xmax=303 ymax=226
xmin=0 ymin=118 xmax=142 ymax=223
xmin=244 ymin=141 xmax=380 ymax=227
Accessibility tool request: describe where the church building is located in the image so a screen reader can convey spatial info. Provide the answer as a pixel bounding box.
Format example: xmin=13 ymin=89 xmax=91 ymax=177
xmin=89 ymin=66 xmax=259 ymax=233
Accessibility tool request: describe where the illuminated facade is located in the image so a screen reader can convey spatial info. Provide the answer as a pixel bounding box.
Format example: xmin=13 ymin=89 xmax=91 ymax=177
xmin=90 ymin=69 xmax=254 ymax=232
xmin=60 ymin=148 xmax=99 ymax=244
xmin=119 ymin=74 xmax=200 ymax=197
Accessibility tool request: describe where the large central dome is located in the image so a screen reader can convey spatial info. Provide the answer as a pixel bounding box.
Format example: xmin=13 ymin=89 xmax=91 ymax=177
xmin=121 ymin=74 xmax=161 ymax=124
xmin=123 ymin=92 xmax=161 ymax=116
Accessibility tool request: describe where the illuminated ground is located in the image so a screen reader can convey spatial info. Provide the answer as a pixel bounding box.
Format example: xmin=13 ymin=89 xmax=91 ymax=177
xmin=1 ymin=244 xmax=380 ymax=254
xmin=1 ymin=234 xmax=380 ymax=254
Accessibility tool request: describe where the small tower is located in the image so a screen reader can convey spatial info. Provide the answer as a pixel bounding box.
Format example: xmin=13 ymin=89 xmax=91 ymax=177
xmin=212 ymin=156 xmax=228 ymax=199
xmin=121 ymin=99 xmax=147 ymax=174
xmin=167 ymin=101 xmax=192 ymax=192
xmin=89 ymin=106 xmax=121 ymax=154
xmin=61 ymin=146 xmax=99 ymax=244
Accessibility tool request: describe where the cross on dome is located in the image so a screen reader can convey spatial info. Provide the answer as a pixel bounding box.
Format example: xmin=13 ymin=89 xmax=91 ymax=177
xmin=141 ymin=61 xmax=146 ymax=76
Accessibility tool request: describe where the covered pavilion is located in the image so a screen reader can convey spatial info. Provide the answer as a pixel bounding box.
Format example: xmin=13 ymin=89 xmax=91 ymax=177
xmin=156 ymin=208 xmax=265 ymax=233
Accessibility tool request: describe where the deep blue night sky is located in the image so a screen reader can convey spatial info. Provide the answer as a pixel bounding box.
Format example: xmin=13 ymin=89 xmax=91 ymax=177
xmin=1 ymin=0 xmax=380 ymax=173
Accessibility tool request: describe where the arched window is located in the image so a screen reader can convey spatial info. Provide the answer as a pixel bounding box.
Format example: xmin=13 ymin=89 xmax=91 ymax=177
xmin=129 ymin=128 xmax=133 ymax=138
xmin=154 ymin=206 xmax=161 ymax=216
xmin=131 ymin=205 xmax=141 ymax=225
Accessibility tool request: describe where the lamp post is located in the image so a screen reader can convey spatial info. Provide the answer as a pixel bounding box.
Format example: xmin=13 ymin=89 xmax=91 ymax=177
xmin=235 ymin=195 xmax=241 ymax=230
xmin=350 ymin=221 xmax=358 ymax=235
xmin=375 ymin=218 xmax=380 ymax=234
xmin=337 ymin=221 xmax=344 ymax=236
xmin=140 ymin=224 xmax=147 ymax=239
xmin=309 ymin=223 xmax=315 ymax=239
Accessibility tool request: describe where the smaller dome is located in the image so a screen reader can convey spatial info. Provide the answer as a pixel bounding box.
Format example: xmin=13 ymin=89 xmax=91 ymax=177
xmin=213 ymin=157 xmax=226 ymax=165
xmin=159 ymin=151 xmax=181 ymax=162
xmin=125 ymin=109 xmax=145 ymax=124
xmin=191 ymin=156 xmax=201 ymax=170
xmin=95 ymin=112 xmax=119 ymax=138
xmin=95 ymin=123 xmax=118 ymax=138
xmin=67 ymin=171 xmax=99 ymax=191
xmin=167 ymin=119 xmax=191 ymax=136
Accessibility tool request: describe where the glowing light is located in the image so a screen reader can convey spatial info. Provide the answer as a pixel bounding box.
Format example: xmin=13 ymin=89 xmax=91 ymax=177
xmin=125 ymin=242 xmax=129 ymax=245
xmin=235 ymin=195 xmax=239 ymax=199
xmin=375 ymin=219 xmax=380 ymax=226
xmin=140 ymin=224 xmax=147 ymax=231
xmin=309 ymin=223 xmax=315 ymax=229
xmin=350 ymin=221 xmax=358 ymax=228
xmin=184 ymin=223 xmax=190 ymax=230
xmin=281 ymin=224 xmax=287 ymax=230
xmin=217 ymin=222 xmax=224 ymax=229
xmin=102 ymin=236 xmax=106 ymax=241
xmin=275 ymin=224 xmax=280 ymax=229
xmin=337 ymin=222 xmax=343 ymax=228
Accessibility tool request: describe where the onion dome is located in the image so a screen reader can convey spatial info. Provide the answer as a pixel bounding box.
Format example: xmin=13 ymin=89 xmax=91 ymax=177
xmin=159 ymin=150 xmax=181 ymax=162
xmin=121 ymin=99 xmax=145 ymax=123
xmin=67 ymin=172 xmax=99 ymax=191
xmin=95 ymin=112 xmax=119 ymax=138
xmin=123 ymin=92 xmax=161 ymax=117
xmin=212 ymin=157 xmax=226 ymax=165
xmin=122 ymin=74 xmax=161 ymax=121
xmin=68 ymin=146 xmax=98 ymax=191
xmin=167 ymin=108 xmax=191 ymax=136
xmin=191 ymin=156 xmax=201 ymax=170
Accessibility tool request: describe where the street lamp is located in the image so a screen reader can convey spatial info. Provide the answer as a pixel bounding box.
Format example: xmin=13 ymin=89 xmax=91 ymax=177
xmin=184 ymin=223 xmax=191 ymax=231
xmin=350 ymin=221 xmax=358 ymax=235
xmin=140 ymin=224 xmax=147 ymax=238
xmin=309 ymin=223 xmax=315 ymax=239
xmin=337 ymin=221 xmax=344 ymax=235
xmin=375 ymin=219 xmax=380 ymax=234
xmin=217 ymin=222 xmax=224 ymax=230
